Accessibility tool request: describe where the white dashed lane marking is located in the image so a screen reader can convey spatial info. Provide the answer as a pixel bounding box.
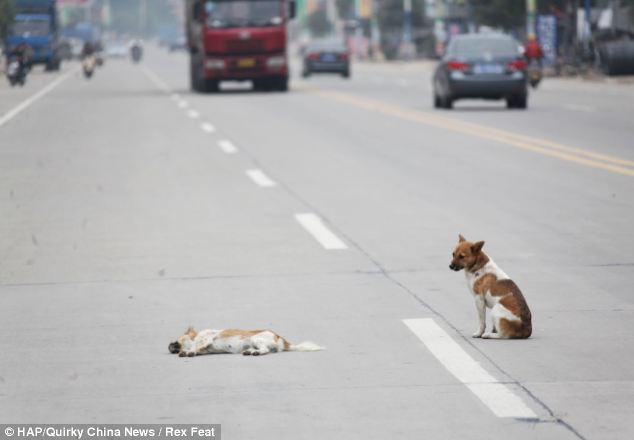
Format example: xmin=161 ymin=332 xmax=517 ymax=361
xmin=295 ymin=213 xmax=348 ymax=250
xmin=201 ymin=122 xmax=215 ymax=133
xmin=188 ymin=109 xmax=200 ymax=119
xmin=245 ymin=169 xmax=277 ymax=188
xmin=218 ymin=139 xmax=238 ymax=154
xmin=402 ymin=318 xmax=537 ymax=419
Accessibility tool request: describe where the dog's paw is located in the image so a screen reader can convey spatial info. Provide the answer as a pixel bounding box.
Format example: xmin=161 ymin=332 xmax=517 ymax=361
xmin=243 ymin=350 xmax=253 ymax=356
xmin=481 ymin=332 xmax=500 ymax=339
xmin=178 ymin=351 xmax=187 ymax=357
xmin=472 ymin=331 xmax=484 ymax=338
xmin=187 ymin=352 xmax=196 ymax=357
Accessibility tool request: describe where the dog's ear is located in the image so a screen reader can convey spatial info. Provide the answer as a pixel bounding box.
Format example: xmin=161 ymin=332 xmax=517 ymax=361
xmin=471 ymin=241 xmax=485 ymax=253
xmin=458 ymin=234 xmax=466 ymax=243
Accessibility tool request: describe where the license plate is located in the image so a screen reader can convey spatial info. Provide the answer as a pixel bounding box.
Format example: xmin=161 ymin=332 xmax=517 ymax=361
xmin=237 ymin=58 xmax=256 ymax=68
xmin=321 ymin=53 xmax=337 ymax=62
xmin=474 ymin=63 xmax=503 ymax=74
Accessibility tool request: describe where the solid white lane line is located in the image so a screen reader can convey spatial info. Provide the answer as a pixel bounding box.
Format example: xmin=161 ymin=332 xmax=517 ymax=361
xmin=295 ymin=213 xmax=347 ymax=250
xmin=201 ymin=122 xmax=215 ymax=133
xmin=188 ymin=109 xmax=200 ymax=118
xmin=218 ymin=139 xmax=238 ymax=154
xmin=245 ymin=169 xmax=276 ymax=188
xmin=0 ymin=67 xmax=77 ymax=128
xmin=402 ymin=318 xmax=536 ymax=419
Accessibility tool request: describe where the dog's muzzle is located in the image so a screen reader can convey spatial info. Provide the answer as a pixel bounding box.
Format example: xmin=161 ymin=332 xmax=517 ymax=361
xmin=449 ymin=263 xmax=462 ymax=271
xmin=168 ymin=341 xmax=181 ymax=354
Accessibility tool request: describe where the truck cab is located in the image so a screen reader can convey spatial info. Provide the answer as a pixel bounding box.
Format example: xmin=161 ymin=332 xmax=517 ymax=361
xmin=186 ymin=0 xmax=295 ymax=92
xmin=6 ymin=0 xmax=61 ymax=71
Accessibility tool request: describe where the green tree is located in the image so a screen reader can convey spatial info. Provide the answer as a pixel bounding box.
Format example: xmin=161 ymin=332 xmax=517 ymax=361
xmin=335 ymin=0 xmax=355 ymax=20
xmin=469 ymin=0 xmax=525 ymax=31
xmin=376 ymin=0 xmax=426 ymax=59
xmin=0 ymin=0 xmax=15 ymax=40
xmin=306 ymin=8 xmax=332 ymax=37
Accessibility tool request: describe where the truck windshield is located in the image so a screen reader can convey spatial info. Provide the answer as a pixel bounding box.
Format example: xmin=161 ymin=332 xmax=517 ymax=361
xmin=12 ymin=20 xmax=51 ymax=36
xmin=205 ymin=0 xmax=282 ymax=28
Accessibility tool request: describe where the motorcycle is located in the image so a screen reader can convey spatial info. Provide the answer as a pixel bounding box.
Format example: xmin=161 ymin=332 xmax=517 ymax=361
xmin=527 ymin=60 xmax=542 ymax=89
xmin=6 ymin=56 xmax=27 ymax=87
xmin=83 ymin=55 xmax=97 ymax=79
xmin=130 ymin=43 xmax=143 ymax=63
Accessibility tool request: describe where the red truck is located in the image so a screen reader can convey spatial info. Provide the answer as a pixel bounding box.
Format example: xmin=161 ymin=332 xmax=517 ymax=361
xmin=185 ymin=0 xmax=295 ymax=92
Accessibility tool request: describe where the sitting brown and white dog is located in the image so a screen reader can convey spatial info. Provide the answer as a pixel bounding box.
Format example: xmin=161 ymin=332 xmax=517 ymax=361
xmin=168 ymin=327 xmax=324 ymax=357
xmin=449 ymin=234 xmax=532 ymax=339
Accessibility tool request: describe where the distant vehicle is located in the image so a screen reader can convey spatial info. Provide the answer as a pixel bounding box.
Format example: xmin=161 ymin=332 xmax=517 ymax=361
xmin=168 ymin=35 xmax=187 ymax=52
xmin=302 ymin=40 xmax=350 ymax=78
xmin=6 ymin=0 xmax=61 ymax=71
xmin=185 ymin=0 xmax=296 ymax=93
xmin=433 ymin=33 xmax=528 ymax=110
xmin=105 ymin=42 xmax=128 ymax=58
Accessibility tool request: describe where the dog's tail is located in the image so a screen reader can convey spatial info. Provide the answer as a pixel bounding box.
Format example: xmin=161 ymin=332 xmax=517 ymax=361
xmin=286 ymin=341 xmax=325 ymax=352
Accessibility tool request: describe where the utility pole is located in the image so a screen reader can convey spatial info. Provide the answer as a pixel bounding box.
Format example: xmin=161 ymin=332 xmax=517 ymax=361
xmin=527 ymin=0 xmax=537 ymax=37
xmin=139 ymin=0 xmax=148 ymax=36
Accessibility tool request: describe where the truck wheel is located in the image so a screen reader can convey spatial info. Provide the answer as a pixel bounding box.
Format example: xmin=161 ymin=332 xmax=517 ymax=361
xmin=204 ymin=79 xmax=219 ymax=93
xmin=273 ymin=77 xmax=288 ymax=92
xmin=190 ymin=57 xmax=204 ymax=92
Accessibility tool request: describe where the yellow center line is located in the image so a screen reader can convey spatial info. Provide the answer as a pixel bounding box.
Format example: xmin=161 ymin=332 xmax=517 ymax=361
xmin=303 ymin=86 xmax=634 ymax=177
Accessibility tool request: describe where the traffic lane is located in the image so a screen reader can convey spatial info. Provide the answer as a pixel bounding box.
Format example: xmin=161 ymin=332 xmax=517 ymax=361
xmin=161 ymin=71 xmax=634 ymax=272
xmin=0 ymin=63 xmax=77 ymax=122
xmin=392 ymin=266 xmax=634 ymax=378
xmin=0 ymin=52 xmax=576 ymax=438
xmin=0 ymin=274 xmax=576 ymax=440
xmin=143 ymin=60 xmax=634 ymax=438
xmin=0 ymin=58 xmax=374 ymax=286
xmin=295 ymin=63 xmax=634 ymax=162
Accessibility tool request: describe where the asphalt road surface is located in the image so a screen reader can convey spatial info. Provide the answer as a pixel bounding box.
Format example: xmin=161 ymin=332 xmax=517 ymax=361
xmin=1 ymin=49 xmax=633 ymax=440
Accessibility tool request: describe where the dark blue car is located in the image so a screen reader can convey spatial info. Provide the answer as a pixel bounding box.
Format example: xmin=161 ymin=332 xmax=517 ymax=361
xmin=433 ymin=33 xmax=528 ymax=109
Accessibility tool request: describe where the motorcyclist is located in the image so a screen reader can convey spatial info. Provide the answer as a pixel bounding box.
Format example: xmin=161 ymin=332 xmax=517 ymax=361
xmin=525 ymin=34 xmax=544 ymax=67
xmin=130 ymin=40 xmax=143 ymax=62
xmin=81 ymin=41 xmax=96 ymax=59
xmin=6 ymin=43 xmax=31 ymax=71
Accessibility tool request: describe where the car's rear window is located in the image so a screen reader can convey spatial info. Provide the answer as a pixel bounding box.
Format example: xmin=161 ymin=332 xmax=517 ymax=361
xmin=308 ymin=41 xmax=346 ymax=52
xmin=451 ymin=37 xmax=518 ymax=57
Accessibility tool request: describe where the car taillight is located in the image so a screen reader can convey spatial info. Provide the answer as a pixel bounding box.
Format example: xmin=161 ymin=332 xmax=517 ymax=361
xmin=507 ymin=59 xmax=527 ymax=71
xmin=338 ymin=52 xmax=349 ymax=60
xmin=308 ymin=52 xmax=320 ymax=60
xmin=447 ymin=60 xmax=470 ymax=71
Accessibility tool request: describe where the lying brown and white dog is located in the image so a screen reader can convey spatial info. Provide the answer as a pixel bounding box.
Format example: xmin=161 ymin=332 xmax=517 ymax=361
xmin=168 ymin=327 xmax=325 ymax=357
xmin=449 ymin=234 xmax=532 ymax=339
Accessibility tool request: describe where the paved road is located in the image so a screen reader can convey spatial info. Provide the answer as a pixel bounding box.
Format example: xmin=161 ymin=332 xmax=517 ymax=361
xmin=1 ymin=50 xmax=633 ymax=440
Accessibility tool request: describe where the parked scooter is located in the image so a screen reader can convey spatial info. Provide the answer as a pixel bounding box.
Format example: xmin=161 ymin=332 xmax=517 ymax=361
xmin=528 ymin=60 xmax=542 ymax=89
xmin=130 ymin=42 xmax=143 ymax=63
xmin=83 ymin=55 xmax=97 ymax=79
xmin=6 ymin=55 xmax=27 ymax=86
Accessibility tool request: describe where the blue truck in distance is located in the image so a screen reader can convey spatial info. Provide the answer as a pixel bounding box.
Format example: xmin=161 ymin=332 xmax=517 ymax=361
xmin=6 ymin=0 xmax=61 ymax=70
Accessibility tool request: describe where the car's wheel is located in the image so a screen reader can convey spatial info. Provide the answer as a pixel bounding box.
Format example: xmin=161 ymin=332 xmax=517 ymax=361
xmin=302 ymin=70 xmax=310 ymax=78
xmin=275 ymin=77 xmax=289 ymax=91
xmin=507 ymin=94 xmax=528 ymax=109
xmin=434 ymin=94 xmax=441 ymax=109
xmin=442 ymin=95 xmax=454 ymax=109
xmin=342 ymin=70 xmax=350 ymax=79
